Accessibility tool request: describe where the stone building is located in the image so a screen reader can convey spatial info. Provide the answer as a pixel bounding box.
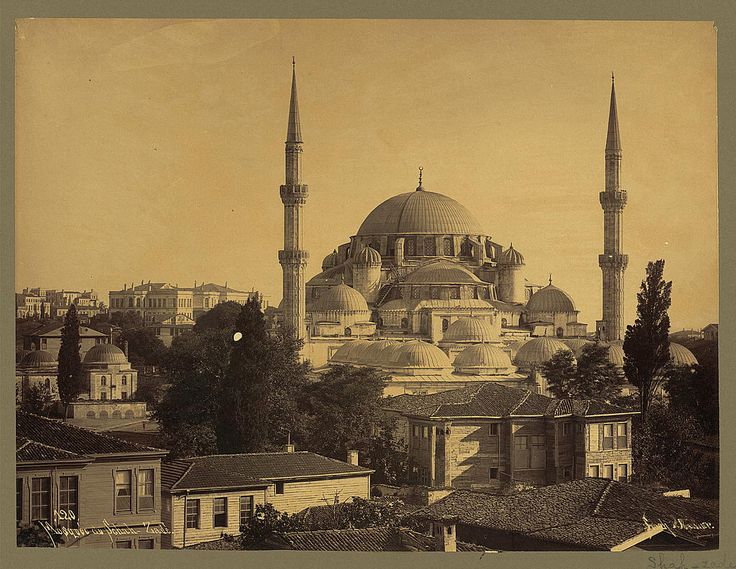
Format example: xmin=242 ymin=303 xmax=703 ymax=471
xmin=382 ymin=382 xmax=636 ymax=491
xmin=15 ymin=350 xmax=59 ymax=403
xmin=22 ymin=322 xmax=109 ymax=360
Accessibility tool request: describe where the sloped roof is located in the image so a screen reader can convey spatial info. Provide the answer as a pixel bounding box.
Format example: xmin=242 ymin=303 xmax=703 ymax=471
xmin=411 ymin=480 xmax=718 ymax=550
xmin=193 ymin=282 xmax=248 ymax=294
xmin=16 ymin=412 xmax=166 ymax=461
xmin=163 ymin=452 xmax=373 ymax=493
xmin=27 ymin=322 xmax=107 ymax=338
xmin=16 ymin=437 xmax=91 ymax=463
xmin=267 ymin=527 xmax=485 ymax=551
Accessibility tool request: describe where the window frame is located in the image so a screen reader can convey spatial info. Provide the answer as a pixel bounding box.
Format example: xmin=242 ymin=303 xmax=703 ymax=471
xmin=617 ymin=422 xmax=628 ymax=449
xmin=138 ymin=538 xmax=155 ymax=549
xmin=58 ymin=475 xmax=79 ymax=528
xmin=489 ymin=467 xmax=499 ymax=480
xmin=275 ymin=482 xmax=285 ymax=495
xmin=488 ymin=423 xmax=499 ymax=436
xmin=602 ymin=464 xmax=614 ymax=480
xmin=114 ymin=470 xmax=133 ymax=513
xmin=239 ymin=496 xmax=254 ymax=528
xmin=16 ymin=478 xmax=23 ymax=524
xmin=618 ymin=463 xmax=629 ymax=482
xmin=212 ymin=497 xmax=228 ymax=528
xmin=31 ymin=477 xmax=51 ymax=522
xmin=137 ymin=469 xmax=154 ymax=511
xmin=588 ymin=464 xmax=600 ymax=478
xmin=185 ymin=498 xmax=200 ymax=529
xmin=602 ymin=423 xmax=615 ymax=450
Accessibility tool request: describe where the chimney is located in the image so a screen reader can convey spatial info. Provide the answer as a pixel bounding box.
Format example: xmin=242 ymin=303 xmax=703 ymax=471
xmin=347 ymin=449 xmax=359 ymax=466
xmin=284 ymin=443 xmax=295 ymax=453
xmin=432 ymin=517 xmax=458 ymax=552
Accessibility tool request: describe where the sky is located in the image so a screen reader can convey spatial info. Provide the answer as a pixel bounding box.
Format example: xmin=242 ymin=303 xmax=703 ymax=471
xmin=15 ymin=19 xmax=718 ymax=331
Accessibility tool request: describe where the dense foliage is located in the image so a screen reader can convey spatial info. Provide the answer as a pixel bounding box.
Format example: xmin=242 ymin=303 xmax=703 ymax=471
xmin=56 ymin=304 xmax=84 ymax=414
xmin=542 ymin=342 xmax=624 ymax=400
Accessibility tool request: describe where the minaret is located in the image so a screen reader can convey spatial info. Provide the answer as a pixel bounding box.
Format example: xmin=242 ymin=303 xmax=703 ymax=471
xmin=278 ymin=58 xmax=309 ymax=339
xmin=596 ymin=75 xmax=628 ymax=341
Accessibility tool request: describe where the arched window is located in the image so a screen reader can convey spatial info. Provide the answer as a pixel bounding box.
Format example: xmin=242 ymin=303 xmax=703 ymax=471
xmin=442 ymin=318 xmax=450 ymax=332
xmin=400 ymin=318 xmax=409 ymax=329
xmin=556 ymin=327 xmax=564 ymax=338
xmin=99 ymin=410 xmax=109 ymax=418
xmin=86 ymin=411 xmax=96 ymax=419
xmin=431 ymin=287 xmax=440 ymax=300
xmin=485 ymin=240 xmax=494 ymax=258
xmin=122 ymin=376 xmax=127 ymax=386
xmin=377 ymin=318 xmax=384 ymax=328
xmin=404 ymin=238 xmax=416 ymax=256
xmin=205 ymin=298 xmax=210 ymax=308
xmin=128 ymin=298 xmax=133 ymax=308
xmin=100 ymin=376 xmax=107 ymax=386
xmin=112 ymin=410 xmax=122 ymax=419
xmin=424 ymin=237 xmax=436 ymax=256
xmin=411 ymin=287 xmax=421 ymax=299
xmin=460 ymin=237 xmax=473 ymax=257
xmin=449 ymin=287 xmax=460 ymax=300
xmin=45 ymin=378 xmax=51 ymax=389
xmin=345 ymin=327 xmax=352 ymax=337
xmin=443 ymin=237 xmax=454 ymax=256
xmin=136 ymin=298 xmax=140 ymax=307
xmin=125 ymin=410 xmax=134 ymax=419
xmin=501 ymin=318 xmax=508 ymax=327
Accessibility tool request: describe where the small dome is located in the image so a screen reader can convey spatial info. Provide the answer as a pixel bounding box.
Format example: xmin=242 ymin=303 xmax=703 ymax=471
xmin=348 ymin=340 xmax=376 ymax=365
xmin=321 ymin=250 xmax=338 ymax=271
xmin=526 ymin=283 xmax=576 ymax=314
xmin=330 ymin=339 xmax=371 ymax=364
xmin=404 ymin=260 xmax=482 ymax=285
xmin=354 ymin=246 xmax=382 ymax=266
xmin=514 ymin=337 xmax=572 ymax=367
xmin=454 ymin=344 xmax=513 ymax=375
xmin=442 ymin=317 xmax=496 ymax=343
xmin=499 ymin=244 xmax=525 ymax=266
xmin=605 ymin=343 xmax=625 ymax=367
xmin=561 ymin=338 xmax=593 ymax=357
xmin=361 ymin=339 xmax=401 ymax=367
xmin=313 ymin=282 xmax=369 ymax=313
xmin=669 ymin=343 xmax=698 ymax=366
xmin=20 ymin=350 xmax=57 ymax=368
xmin=394 ymin=340 xmax=452 ymax=370
xmin=83 ymin=343 xmax=128 ymax=365
xmin=507 ymin=338 xmax=530 ymax=357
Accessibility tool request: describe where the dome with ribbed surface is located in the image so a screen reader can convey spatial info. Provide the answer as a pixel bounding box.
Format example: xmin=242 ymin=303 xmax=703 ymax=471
xmin=83 ymin=343 xmax=128 ymax=365
xmin=330 ymin=340 xmax=371 ymax=364
xmin=394 ymin=340 xmax=452 ymax=370
xmin=357 ymin=190 xmax=485 ymax=236
xmin=442 ymin=317 xmax=496 ymax=343
xmin=20 ymin=350 xmax=57 ymax=368
xmin=508 ymin=338 xmax=530 ymax=358
xmin=605 ymin=343 xmax=625 ymax=367
xmin=499 ymin=244 xmax=525 ymax=266
xmin=526 ymin=283 xmax=576 ymax=313
xmin=361 ymin=339 xmax=401 ymax=366
xmin=454 ymin=344 xmax=513 ymax=375
xmin=514 ymin=337 xmax=572 ymax=367
xmin=561 ymin=338 xmax=593 ymax=357
xmin=404 ymin=260 xmax=482 ymax=284
xmin=314 ymin=282 xmax=369 ymax=313
xmin=669 ymin=343 xmax=698 ymax=366
xmin=354 ymin=245 xmax=381 ymax=266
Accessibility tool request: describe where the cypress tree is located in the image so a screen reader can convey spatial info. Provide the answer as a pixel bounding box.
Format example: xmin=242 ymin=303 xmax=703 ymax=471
xmin=623 ymin=259 xmax=672 ymax=422
xmin=57 ymin=304 xmax=83 ymax=417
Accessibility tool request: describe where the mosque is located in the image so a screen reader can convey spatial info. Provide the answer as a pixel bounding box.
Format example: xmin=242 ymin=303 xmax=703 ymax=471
xmin=275 ymin=63 xmax=697 ymax=396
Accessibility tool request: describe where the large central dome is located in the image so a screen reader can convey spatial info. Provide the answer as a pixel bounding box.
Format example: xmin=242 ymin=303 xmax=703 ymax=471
xmin=356 ymin=190 xmax=485 ymax=236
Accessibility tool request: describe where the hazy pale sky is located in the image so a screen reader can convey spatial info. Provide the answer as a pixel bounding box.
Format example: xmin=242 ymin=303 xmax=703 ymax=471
xmin=15 ymin=19 xmax=717 ymax=330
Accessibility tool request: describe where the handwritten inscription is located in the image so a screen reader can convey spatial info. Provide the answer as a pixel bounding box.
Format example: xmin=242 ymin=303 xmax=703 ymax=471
xmin=38 ymin=511 xmax=172 ymax=547
xmin=648 ymin=553 xmax=735 ymax=569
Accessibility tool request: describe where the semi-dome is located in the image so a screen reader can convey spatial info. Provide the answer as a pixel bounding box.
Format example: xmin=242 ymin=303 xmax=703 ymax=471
xmin=526 ymin=282 xmax=576 ymax=313
xmin=356 ymin=190 xmax=485 ymax=237
xmin=313 ymin=282 xmax=369 ymax=313
xmin=499 ymin=244 xmax=525 ymax=266
xmin=354 ymin=245 xmax=381 ymax=266
xmin=561 ymin=338 xmax=593 ymax=357
xmin=394 ymin=340 xmax=452 ymax=370
xmin=83 ymin=343 xmax=128 ymax=365
xmin=442 ymin=317 xmax=496 ymax=343
xmin=322 ymin=250 xmax=338 ymax=271
xmin=514 ymin=337 xmax=572 ymax=367
xmin=669 ymin=343 xmax=698 ymax=366
xmin=20 ymin=349 xmax=57 ymax=368
xmin=454 ymin=344 xmax=513 ymax=375
xmin=330 ymin=339 xmax=371 ymax=364
xmin=404 ymin=260 xmax=482 ymax=285
xmin=361 ymin=339 xmax=401 ymax=367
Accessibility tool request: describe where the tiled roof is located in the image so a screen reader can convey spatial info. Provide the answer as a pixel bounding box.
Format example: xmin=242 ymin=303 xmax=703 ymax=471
xmin=16 ymin=437 xmax=90 ymax=463
xmin=411 ymin=480 xmax=718 ymax=550
xmin=267 ymin=527 xmax=485 ymax=551
xmin=26 ymin=322 xmax=107 ymax=337
xmin=382 ymin=383 xmax=636 ymax=419
xmin=16 ymin=412 xmax=168 ymax=460
xmin=193 ymin=282 xmax=247 ymax=294
xmin=163 ymin=452 xmax=373 ymax=492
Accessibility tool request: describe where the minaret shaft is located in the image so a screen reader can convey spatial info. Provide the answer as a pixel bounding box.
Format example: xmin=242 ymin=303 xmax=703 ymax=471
xmin=278 ymin=62 xmax=308 ymax=340
xmin=597 ymin=78 xmax=628 ymax=342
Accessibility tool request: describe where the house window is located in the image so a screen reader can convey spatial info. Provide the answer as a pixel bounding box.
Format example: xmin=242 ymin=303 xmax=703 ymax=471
xmin=115 ymin=470 xmax=132 ymax=512
xmin=101 ymin=392 xmax=107 ymax=401
xmin=562 ymin=422 xmax=571 ymax=436
xmin=576 ymin=423 xmax=583 ymax=434
xmin=412 ymin=426 xmax=420 ymax=438
xmin=514 ymin=435 xmax=530 ymax=469
xmin=489 ymin=424 xmax=499 ymax=436
xmin=185 ymin=499 xmax=200 ymax=529
xmin=122 ymin=392 xmax=128 ymax=400
xmin=556 ymin=327 xmax=564 ymax=338
xmin=138 ymin=469 xmax=154 ymax=510
xmin=602 ymin=424 xmax=614 ymax=450
xmin=101 ymin=376 xmax=107 ymax=386
xmin=31 ymin=477 xmax=51 ymax=521
xmin=275 ymin=482 xmax=285 ymax=495
xmin=530 ymin=435 xmax=546 ymax=469
xmin=240 ymin=496 xmax=254 ymax=527
xmin=138 ymin=538 xmax=154 ymax=549
xmin=59 ymin=476 xmax=79 ymax=527
xmin=618 ymin=463 xmax=629 ymax=482
xmin=122 ymin=376 xmax=127 ymax=385
xmin=116 ymin=540 xmax=133 ymax=548
xmin=213 ymin=497 xmax=228 ymax=527
xmin=424 ymin=237 xmax=436 ymax=256
xmin=602 ymin=464 xmax=614 ymax=479
xmin=489 ymin=468 xmax=499 ymax=480
xmin=563 ymin=466 xmax=572 ymax=479
xmin=617 ymin=423 xmax=628 ymax=448
xmin=422 ymin=426 xmax=429 ymax=439
xmin=501 ymin=318 xmax=508 ymax=327
xmin=16 ymin=479 xmax=22 ymax=524
xmin=588 ymin=465 xmax=600 ymax=478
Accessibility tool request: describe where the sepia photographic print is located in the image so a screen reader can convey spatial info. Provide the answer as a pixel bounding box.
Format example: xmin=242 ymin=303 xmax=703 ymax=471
xmin=6 ymin=13 xmax=728 ymax=566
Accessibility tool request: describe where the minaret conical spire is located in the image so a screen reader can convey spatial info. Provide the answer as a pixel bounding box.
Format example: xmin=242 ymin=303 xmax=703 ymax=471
xmin=606 ymin=74 xmax=621 ymax=151
xmin=287 ymin=57 xmax=302 ymax=144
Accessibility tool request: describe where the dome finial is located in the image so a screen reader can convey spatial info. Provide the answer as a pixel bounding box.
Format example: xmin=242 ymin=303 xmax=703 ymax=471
xmin=548 ymin=273 xmax=553 ymax=285
xmin=416 ymin=166 xmax=424 ymax=191
xmin=340 ymin=272 xmax=345 ymax=284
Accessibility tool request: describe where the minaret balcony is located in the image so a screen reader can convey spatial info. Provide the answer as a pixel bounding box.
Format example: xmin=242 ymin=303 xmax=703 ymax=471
xmin=280 ymin=184 xmax=309 ymax=204
xmin=599 ymin=190 xmax=627 ymax=210
xmin=598 ymin=253 xmax=629 ymax=270
xmin=279 ymin=250 xmax=309 ymax=265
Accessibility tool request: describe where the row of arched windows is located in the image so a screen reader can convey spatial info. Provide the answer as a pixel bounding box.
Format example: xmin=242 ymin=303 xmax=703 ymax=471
xmin=357 ymin=235 xmax=485 ymax=258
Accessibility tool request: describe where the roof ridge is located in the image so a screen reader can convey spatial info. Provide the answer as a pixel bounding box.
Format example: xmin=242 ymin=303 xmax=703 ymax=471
xmin=509 ymin=390 xmax=532 ymax=415
xmin=592 ymin=479 xmax=617 ymax=516
xmin=169 ymin=459 xmax=196 ymax=491
xmin=186 ymin=450 xmax=312 ymax=459
xmin=18 ymin=437 xmax=85 ymax=458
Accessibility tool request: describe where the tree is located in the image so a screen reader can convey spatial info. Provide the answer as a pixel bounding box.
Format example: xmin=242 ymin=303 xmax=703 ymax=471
xmin=542 ymin=343 xmax=624 ymax=401
xmin=118 ymin=326 xmax=166 ymax=368
xmin=239 ymin=503 xmax=305 ymax=549
xmin=364 ymin=416 xmax=411 ymax=486
xmin=623 ymin=260 xmax=672 ymax=422
xmin=298 ymin=365 xmax=389 ymax=461
xmin=57 ymin=304 xmax=84 ymax=417
xmin=664 ymin=362 xmax=719 ymax=436
xmin=20 ymin=384 xmax=56 ymax=416
xmin=194 ymin=301 xmax=243 ymax=333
